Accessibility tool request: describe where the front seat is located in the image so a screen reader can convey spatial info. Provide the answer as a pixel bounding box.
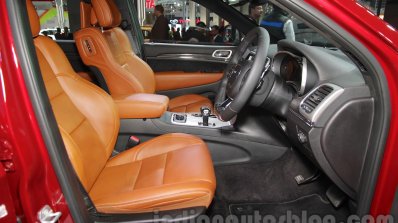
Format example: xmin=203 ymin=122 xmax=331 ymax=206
xmin=26 ymin=0 xmax=216 ymax=214
xmin=74 ymin=0 xmax=213 ymax=113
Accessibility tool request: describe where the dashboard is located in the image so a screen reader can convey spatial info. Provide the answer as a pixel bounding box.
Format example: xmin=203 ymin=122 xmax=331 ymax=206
xmin=257 ymin=40 xmax=374 ymax=200
xmin=272 ymin=51 xmax=307 ymax=95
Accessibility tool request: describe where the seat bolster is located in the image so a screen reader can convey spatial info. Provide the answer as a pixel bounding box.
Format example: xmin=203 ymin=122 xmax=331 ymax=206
xmin=26 ymin=0 xmax=40 ymax=37
xmin=90 ymin=133 xmax=216 ymax=213
xmin=169 ymin=94 xmax=213 ymax=113
xmin=92 ymin=181 xmax=215 ymax=213
xmin=56 ymin=74 xmax=120 ymax=157
xmin=106 ymin=133 xmax=205 ymax=167
xmin=34 ymin=37 xmax=76 ymax=76
xmin=74 ymin=28 xmax=147 ymax=95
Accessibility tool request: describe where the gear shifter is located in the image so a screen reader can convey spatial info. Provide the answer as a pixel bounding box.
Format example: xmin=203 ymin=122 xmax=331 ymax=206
xmin=200 ymin=107 xmax=211 ymax=126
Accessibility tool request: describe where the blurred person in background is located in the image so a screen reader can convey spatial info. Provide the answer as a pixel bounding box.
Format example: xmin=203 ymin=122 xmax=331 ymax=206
xmin=151 ymin=4 xmax=170 ymax=41
xmin=248 ymin=3 xmax=263 ymax=24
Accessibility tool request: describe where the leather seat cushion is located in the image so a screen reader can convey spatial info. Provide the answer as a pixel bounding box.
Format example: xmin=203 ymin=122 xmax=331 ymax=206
xmin=89 ymin=133 xmax=216 ymax=213
xmin=168 ymin=94 xmax=213 ymax=113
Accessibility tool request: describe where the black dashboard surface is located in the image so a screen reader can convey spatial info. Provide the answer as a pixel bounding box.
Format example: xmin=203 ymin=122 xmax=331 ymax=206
xmin=272 ymin=40 xmax=374 ymax=199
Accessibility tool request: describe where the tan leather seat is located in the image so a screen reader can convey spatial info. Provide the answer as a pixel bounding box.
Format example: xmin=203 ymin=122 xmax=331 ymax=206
xmin=26 ymin=0 xmax=216 ymax=213
xmin=75 ymin=0 xmax=213 ymax=113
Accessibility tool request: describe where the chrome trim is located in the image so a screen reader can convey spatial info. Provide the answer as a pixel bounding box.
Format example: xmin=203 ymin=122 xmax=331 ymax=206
xmin=212 ymin=50 xmax=233 ymax=59
xmin=299 ymin=83 xmax=344 ymax=124
xmin=145 ymin=42 xmax=236 ymax=48
xmin=299 ymin=57 xmax=308 ymax=96
xmin=148 ymin=54 xmax=229 ymax=63
xmin=171 ymin=113 xmax=232 ymax=129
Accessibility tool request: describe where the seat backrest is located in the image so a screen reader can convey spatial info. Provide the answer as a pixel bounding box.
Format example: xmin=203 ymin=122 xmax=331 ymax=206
xmin=74 ymin=1 xmax=155 ymax=96
xmin=26 ymin=0 xmax=120 ymax=191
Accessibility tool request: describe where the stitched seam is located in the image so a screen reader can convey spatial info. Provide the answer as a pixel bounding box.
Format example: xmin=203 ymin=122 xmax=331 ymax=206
xmin=58 ymin=74 xmax=119 ymax=152
xmin=131 ymin=160 xmax=142 ymax=191
xmin=135 ymin=142 xmax=203 ymax=160
xmin=162 ymin=153 xmax=168 ymax=185
xmin=69 ymin=117 xmax=86 ymax=135
xmin=49 ymin=91 xmax=64 ymax=100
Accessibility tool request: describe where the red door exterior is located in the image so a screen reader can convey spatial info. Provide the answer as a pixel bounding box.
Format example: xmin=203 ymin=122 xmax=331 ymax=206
xmin=0 ymin=1 xmax=72 ymax=222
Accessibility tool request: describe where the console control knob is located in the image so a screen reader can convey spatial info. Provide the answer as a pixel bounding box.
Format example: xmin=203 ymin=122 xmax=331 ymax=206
xmin=200 ymin=107 xmax=211 ymax=126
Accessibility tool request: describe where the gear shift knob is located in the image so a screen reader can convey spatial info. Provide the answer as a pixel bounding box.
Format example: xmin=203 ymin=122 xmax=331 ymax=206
xmin=200 ymin=107 xmax=211 ymax=126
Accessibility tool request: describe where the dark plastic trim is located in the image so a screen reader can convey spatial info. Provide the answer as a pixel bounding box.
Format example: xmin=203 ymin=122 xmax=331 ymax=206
xmin=88 ymin=66 xmax=110 ymax=94
xmin=391 ymin=189 xmax=398 ymax=220
xmin=273 ymin=0 xmax=391 ymax=215
xmin=92 ymin=207 xmax=206 ymax=223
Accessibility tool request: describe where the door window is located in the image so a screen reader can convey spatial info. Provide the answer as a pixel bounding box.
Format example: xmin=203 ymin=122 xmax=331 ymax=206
xmin=142 ymin=0 xmax=242 ymax=45
xmin=228 ymin=1 xmax=334 ymax=47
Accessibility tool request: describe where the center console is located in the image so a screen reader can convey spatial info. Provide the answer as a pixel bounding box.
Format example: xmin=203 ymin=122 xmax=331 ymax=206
xmin=170 ymin=111 xmax=232 ymax=129
xmin=117 ymin=107 xmax=290 ymax=165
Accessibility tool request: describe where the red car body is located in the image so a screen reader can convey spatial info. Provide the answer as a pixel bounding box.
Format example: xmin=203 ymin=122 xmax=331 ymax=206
xmin=0 ymin=0 xmax=397 ymax=222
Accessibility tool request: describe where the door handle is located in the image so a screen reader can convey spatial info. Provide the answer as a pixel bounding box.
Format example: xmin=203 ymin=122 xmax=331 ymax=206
xmin=212 ymin=50 xmax=232 ymax=59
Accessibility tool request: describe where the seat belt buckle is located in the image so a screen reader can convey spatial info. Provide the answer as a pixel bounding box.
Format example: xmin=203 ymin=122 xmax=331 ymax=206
xmin=126 ymin=135 xmax=140 ymax=149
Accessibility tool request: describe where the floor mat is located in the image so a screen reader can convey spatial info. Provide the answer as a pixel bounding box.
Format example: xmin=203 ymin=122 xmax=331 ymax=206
xmin=214 ymin=149 xmax=330 ymax=203
xmin=206 ymin=149 xmax=351 ymax=220
xmin=229 ymin=194 xmax=349 ymax=222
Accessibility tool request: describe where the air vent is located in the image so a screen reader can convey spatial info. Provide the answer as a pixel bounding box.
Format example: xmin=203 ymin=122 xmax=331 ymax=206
xmin=301 ymin=85 xmax=334 ymax=114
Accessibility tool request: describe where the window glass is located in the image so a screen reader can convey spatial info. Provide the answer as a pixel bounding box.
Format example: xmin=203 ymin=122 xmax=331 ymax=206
xmin=32 ymin=0 xmax=72 ymax=40
xmin=227 ymin=1 xmax=334 ymax=47
xmin=143 ymin=0 xmax=241 ymax=45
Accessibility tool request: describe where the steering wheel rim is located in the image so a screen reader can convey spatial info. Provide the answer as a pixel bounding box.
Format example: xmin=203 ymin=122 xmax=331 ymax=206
xmin=215 ymin=27 xmax=270 ymax=121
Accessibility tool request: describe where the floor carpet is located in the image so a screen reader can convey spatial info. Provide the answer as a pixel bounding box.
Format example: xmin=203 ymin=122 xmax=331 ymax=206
xmin=229 ymin=194 xmax=349 ymax=222
xmin=206 ymin=149 xmax=350 ymax=221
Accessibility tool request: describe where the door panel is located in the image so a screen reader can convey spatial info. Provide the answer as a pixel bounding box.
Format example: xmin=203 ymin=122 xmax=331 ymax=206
xmin=144 ymin=43 xmax=233 ymax=97
xmin=155 ymin=72 xmax=223 ymax=91
xmin=144 ymin=43 xmax=235 ymax=73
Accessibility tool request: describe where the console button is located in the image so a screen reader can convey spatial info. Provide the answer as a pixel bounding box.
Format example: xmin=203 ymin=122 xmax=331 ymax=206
xmin=173 ymin=114 xmax=187 ymax=123
xmin=176 ymin=115 xmax=185 ymax=120
xmin=297 ymin=131 xmax=308 ymax=143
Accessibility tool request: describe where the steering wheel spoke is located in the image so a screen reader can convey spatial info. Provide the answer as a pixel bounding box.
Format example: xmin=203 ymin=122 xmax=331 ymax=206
xmin=215 ymin=27 xmax=270 ymax=121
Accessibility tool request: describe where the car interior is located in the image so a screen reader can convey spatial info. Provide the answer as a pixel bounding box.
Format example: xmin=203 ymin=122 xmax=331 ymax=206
xmin=12 ymin=0 xmax=388 ymax=221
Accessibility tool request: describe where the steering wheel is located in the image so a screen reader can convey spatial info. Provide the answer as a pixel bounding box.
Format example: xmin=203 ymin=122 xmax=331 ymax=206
xmin=215 ymin=27 xmax=270 ymax=121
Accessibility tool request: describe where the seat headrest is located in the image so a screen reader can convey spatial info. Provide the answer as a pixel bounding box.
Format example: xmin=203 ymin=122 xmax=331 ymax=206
xmin=91 ymin=0 xmax=122 ymax=28
xmin=80 ymin=2 xmax=98 ymax=28
xmin=26 ymin=0 xmax=40 ymax=37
